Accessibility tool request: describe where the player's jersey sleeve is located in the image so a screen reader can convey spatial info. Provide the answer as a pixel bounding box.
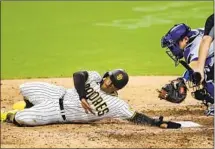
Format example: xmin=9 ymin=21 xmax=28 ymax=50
xmin=85 ymin=71 xmax=102 ymax=84
xmin=116 ymin=99 xmax=135 ymax=120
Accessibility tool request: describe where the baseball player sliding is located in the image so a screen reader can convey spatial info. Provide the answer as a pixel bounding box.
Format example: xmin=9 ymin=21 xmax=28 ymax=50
xmin=1 ymin=69 xmax=180 ymax=129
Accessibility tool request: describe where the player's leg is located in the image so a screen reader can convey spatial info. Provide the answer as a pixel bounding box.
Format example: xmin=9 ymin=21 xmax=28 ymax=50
xmin=204 ymin=82 xmax=214 ymax=116
xmin=9 ymin=100 xmax=63 ymax=126
xmin=205 ymin=103 xmax=214 ymax=116
xmin=12 ymin=97 xmax=34 ymax=110
xmin=204 ymin=56 xmax=214 ymax=114
xmin=18 ymin=82 xmax=66 ymax=106
xmin=1 ymin=109 xmax=18 ymax=122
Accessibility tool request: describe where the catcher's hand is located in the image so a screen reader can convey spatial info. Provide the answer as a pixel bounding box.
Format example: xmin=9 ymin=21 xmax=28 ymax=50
xmin=191 ymin=71 xmax=202 ymax=85
xmin=154 ymin=116 xmax=181 ymax=129
xmin=157 ymin=78 xmax=187 ymax=103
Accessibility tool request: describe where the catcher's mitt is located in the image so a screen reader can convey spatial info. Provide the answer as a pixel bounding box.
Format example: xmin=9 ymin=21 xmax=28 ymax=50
xmin=157 ymin=78 xmax=187 ymax=103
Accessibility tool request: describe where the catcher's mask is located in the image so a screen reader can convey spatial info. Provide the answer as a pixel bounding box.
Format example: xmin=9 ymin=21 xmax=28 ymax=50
xmin=102 ymin=69 xmax=129 ymax=90
xmin=161 ymin=23 xmax=191 ymax=66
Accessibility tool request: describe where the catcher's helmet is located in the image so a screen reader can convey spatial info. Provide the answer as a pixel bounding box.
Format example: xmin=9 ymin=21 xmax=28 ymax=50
xmin=161 ymin=23 xmax=191 ymax=66
xmin=102 ymin=69 xmax=129 ymax=89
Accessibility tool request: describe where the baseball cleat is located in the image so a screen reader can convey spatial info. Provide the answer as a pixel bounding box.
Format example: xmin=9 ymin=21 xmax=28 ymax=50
xmin=1 ymin=110 xmax=18 ymax=122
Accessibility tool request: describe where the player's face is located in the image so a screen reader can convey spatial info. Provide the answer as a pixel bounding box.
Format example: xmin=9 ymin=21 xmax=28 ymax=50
xmin=101 ymin=77 xmax=118 ymax=93
xmin=178 ymin=36 xmax=189 ymax=49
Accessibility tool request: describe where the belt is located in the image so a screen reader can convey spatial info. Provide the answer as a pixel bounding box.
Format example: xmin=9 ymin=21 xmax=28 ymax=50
xmin=59 ymin=97 xmax=66 ymax=121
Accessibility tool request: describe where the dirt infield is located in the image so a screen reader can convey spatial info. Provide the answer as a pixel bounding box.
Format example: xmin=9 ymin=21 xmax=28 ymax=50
xmin=1 ymin=77 xmax=214 ymax=148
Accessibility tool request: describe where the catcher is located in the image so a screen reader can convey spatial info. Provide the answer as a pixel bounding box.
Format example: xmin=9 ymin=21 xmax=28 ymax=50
xmin=1 ymin=69 xmax=181 ymax=129
xmin=158 ymin=23 xmax=214 ymax=116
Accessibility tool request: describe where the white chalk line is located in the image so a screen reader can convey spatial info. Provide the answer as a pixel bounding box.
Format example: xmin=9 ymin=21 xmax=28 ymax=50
xmin=93 ymin=2 xmax=211 ymax=30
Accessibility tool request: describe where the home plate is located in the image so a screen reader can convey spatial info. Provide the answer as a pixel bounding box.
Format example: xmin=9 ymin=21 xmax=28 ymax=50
xmin=176 ymin=121 xmax=202 ymax=128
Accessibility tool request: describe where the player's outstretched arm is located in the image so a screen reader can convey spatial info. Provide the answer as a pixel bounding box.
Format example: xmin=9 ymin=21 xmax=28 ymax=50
xmin=128 ymin=112 xmax=181 ymax=129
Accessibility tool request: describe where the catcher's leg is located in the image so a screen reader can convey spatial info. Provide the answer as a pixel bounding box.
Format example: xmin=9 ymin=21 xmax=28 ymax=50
xmin=205 ymin=82 xmax=214 ymax=100
xmin=192 ymin=82 xmax=214 ymax=116
xmin=205 ymin=103 xmax=214 ymax=116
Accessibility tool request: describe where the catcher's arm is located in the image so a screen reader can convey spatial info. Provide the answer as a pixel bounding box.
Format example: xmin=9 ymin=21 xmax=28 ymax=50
xmin=180 ymin=60 xmax=198 ymax=82
xmin=189 ymin=60 xmax=198 ymax=70
xmin=179 ymin=60 xmax=202 ymax=85
xmin=127 ymin=112 xmax=181 ymax=129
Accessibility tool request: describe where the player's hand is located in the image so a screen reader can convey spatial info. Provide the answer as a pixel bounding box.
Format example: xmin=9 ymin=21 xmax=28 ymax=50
xmin=81 ymin=98 xmax=95 ymax=115
xmin=154 ymin=116 xmax=181 ymax=129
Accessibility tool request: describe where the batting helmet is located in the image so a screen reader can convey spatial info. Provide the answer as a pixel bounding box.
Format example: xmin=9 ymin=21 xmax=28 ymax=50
xmin=102 ymin=69 xmax=129 ymax=89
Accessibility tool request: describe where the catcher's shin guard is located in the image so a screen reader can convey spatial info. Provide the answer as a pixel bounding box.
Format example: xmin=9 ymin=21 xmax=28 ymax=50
xmin=205 ymin=104 xmax=214 ymax=116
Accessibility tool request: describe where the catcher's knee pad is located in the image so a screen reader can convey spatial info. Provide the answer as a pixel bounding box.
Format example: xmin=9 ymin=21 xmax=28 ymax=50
xmin=205 ymin=82 xmax=214 ymax=98
xmin=192 ymin=89 xmax=214 ymax=104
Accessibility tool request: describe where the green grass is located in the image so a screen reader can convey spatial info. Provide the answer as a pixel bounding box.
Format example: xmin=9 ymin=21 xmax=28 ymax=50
xmin=1 ymin=1 xmax=213 ymax=79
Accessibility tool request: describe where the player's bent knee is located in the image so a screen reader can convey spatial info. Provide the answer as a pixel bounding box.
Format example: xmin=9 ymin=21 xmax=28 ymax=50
xmin=19 ymin=82 xmax=40 ymax=91
xmin=19 ymin=83 xmax=31 ymax=96
xmin=19 ymin=82 xmax=42 ymax=100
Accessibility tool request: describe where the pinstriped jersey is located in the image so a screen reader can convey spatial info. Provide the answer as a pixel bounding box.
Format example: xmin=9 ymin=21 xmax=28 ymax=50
xmin=63 ymin=71 xmax=135 ymax=122
xmin=17 ymin=71 xmax=135 ymax=125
